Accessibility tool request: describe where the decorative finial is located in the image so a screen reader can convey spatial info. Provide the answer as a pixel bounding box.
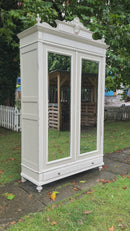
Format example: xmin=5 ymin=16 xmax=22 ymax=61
xmin=36 ymin=14 xmax=41 ymax=24
xmin=71 ymin=17 xmax=83 ymax=34
xmin=102 ymin=35 xmax=105 ymax=42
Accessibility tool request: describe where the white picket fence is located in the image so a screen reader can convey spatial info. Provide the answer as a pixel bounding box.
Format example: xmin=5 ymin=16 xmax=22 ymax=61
xmin=0 ymin=105 xmax=21 ymax=132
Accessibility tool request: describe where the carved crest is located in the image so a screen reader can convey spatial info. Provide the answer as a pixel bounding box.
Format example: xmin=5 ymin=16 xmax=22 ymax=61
xmin=66 ymin=17 xmax=84 ymax=34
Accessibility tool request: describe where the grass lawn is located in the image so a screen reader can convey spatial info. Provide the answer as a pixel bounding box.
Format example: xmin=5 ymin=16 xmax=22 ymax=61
xmin=48 ymin=121 xmax=130 ymax=161
xmin=48 ymin=128 xmax=97 ymax=161
xmin=0 ymin=121 xmax=130 ymax=231
xmin=7 ymin=176 xmax=130 ymax=231
xmin=0 ymin=128 xmax=21 ymax=184
xmin=48 ymin=130 xmax=70 ymax=161
xmin=104 ymin=121 xmax=130 ymax=153
xmin=0 ymin=121 xmax=130 ymax=184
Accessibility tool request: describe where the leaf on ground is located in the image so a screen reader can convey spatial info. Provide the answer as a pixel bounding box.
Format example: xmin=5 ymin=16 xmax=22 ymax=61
xmin=18 ymin=180 xmax=22 ymax=183
xmin=122 ymin=186 xmax=127 ymax=189
xmin=87 ymin=191 xmax=91 ymax=194
xmin=54 ymin=145 xmax=60 ymax=148
xmin=108 ymin=226 xmax=114 ymax=231
xmin=99 ymin=179 xmax=111 ymax=184
xmin=72 ymin=182 xmax=76 ymax=185
xmin=78 ymin=219 xmax=84 ymax=224
xmin=127 ymin=176 xmax=130 ymax=179
xmin=47 ymin=192 xmax=52 ymax=195
xmin=113 ymin=129 xmax=116 ymax=132
xmin=52 ymin=191 xmax=59 ymax=194
xmin=117 ymin=218 xmax=122 ymax=222
xmin=7 ymin=194 xmax=15 ymax=200
xmin=83 ymin=210 xmax=93 ymax=215
xmin=11 ymin=221 xmax=15 ymax=225
xmin=0 ymin=170 xmax=3 ymax=174
xmin=121 ymin=175 xmax=126 ymax=177
xmin=9 ymin=157 xmax=15 ymax=161
xmin=114 ymin=165 xmax=120 ymax=168
xmin=18 ymin=219 xmax=22 ymax=222
xmin=73 ymin=187 xmax=79 ymax=191
xmin=17 ymin=208 xmax=22 ymax=212
xmin=13 ymin=147 xmax=21 ymax=150
xmin=103 ymin=165 xmax=108 ymax=168
xmin=51 ymin=221 xmax=57 ymax=225
xmin=50 ymin=191 xmax=59 ymax=201
xmin=28 ymin=194 xmax=32 ymax=199
xmin=80 ymin=180 xmax=86 ymax=183
xmin=101 ymin=166 xmax=108 ymax=171
xmin=3 ymin=193 xmax=15 ymax=200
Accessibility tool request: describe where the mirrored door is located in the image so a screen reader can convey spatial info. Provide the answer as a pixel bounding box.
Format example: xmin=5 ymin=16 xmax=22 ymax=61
xmin=80 ymin=59 xmax=98 ymax=154
xmin=48 ymin=52 xmax=71 ymax=162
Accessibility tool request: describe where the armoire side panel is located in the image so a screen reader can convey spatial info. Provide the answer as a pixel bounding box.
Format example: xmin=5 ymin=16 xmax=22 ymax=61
xmin=21 ymin=48 xmax=39 ymax=172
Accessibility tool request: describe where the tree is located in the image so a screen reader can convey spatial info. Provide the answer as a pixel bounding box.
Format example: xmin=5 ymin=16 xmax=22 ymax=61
xmin=0 ymin=0 xmax=58 ymax=105
xmin=0 ymin=0 xmax=129 ymax=105
xmin=0 ymin=0 xmax=21 ymax=105
xmin=63 ymin=0 xmax=130 ymax=93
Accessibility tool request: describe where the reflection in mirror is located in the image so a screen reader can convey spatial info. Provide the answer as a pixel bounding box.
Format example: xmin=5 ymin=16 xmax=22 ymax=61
xmin=48 ymin=53 xmax=71 ymax=161
xmin=80 ymin=59 xmax=98 ymax=154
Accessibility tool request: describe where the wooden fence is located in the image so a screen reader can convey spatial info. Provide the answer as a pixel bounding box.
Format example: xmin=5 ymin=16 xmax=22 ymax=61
xmin=1 ymin=104 xmax=129 ymax=132
xmin=48 ymin=103 xmax=58 ymax=130
xmin=104 ymin=105 xmax=130 ymax=121
xmin=81 ymin=103 xmax=97 ymax=127
xmin=0 ymin=105 xmax=21 ymax=132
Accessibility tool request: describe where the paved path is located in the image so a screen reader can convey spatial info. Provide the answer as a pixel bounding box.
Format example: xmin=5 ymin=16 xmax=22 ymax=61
xmin=0 ymin=148 xmax=130 ymax=230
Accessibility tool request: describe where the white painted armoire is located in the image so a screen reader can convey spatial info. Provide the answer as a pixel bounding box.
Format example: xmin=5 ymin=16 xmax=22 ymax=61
xmin=18 ymin=17 xmax=107 ymax=192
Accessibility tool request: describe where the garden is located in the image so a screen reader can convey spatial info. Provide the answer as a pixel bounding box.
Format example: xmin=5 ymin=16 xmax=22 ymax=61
xmin=0 ymin=121 xmax=130 ymax=184
xmin=0 ymin=121 xmax=130 ymax=230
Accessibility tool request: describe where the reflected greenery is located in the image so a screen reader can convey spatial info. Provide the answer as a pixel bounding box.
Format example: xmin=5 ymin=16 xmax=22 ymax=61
xmin=48 ymin=53 xmax=98 ymax=74
xmin=80 ymin=128 xmax=97 ymax=153
xmin=48 ymin=128 xmax=97 ymax=161
xmin=82 ymin=60 xmax=98 ymax=74
xmin=48 ymin=53 xmax=71 ymax=72
xmin=48 ymin=130 xmax=70 ymax=161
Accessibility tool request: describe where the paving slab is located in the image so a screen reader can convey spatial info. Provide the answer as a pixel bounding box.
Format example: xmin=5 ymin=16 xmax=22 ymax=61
xmin=0 ymin=183 xmax=45 ymax=224
xmin=0 ymin=148 xmax=130 ymax=231
xmin=103 ymin=156 xmax=129 ymax=175
xmin=105 ymin=148 xmax=130 ymax=164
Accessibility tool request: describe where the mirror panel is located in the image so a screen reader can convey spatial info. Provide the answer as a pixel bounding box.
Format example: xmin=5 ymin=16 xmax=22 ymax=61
xmin=80 ymin=59 xmax=98 ymax=154
xmin=48 ymin=53 xmax=71 ymax=161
